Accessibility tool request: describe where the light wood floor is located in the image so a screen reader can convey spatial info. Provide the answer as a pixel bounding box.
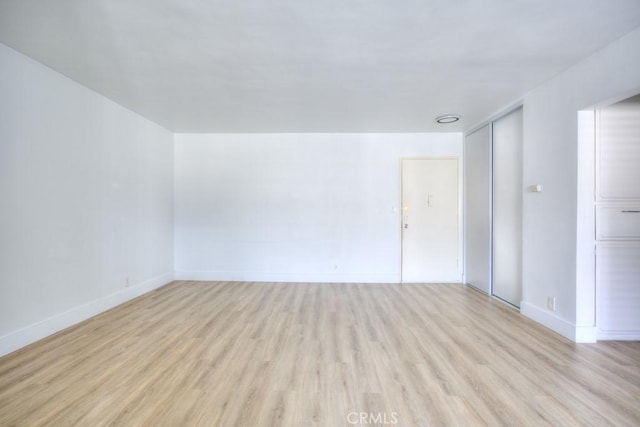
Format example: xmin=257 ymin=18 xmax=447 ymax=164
xmin=1 ymin=282 xmax=639 ymax=426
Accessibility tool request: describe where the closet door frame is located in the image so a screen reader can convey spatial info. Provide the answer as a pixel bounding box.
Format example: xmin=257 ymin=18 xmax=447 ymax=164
xmin=492 ymin=107 xmax=523 ymax=308
xmin=463 ymin=124 xmax=493 ymax=295
xmin=463 ymin=106 xmax=523 ymax=307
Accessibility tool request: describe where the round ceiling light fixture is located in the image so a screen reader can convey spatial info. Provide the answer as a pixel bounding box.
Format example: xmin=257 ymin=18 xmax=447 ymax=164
xmin=435 ymin=114 xmax=460 ymax=124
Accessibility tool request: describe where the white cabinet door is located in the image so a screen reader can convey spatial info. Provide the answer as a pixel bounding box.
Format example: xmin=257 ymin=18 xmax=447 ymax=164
xmin=596 ymin=95 xmax=640 ymax=340
xmin=597 ymin=100 xmax=640 ymax=200
xmin=596 ymin=243 xmax=640 ymax=339
xmin=596 ymin=206 xmax=640 ymax=240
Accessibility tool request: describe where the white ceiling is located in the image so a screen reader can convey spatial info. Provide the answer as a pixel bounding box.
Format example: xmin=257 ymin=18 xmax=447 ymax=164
xmin=2 ymin=1 xmax=640 ymax=133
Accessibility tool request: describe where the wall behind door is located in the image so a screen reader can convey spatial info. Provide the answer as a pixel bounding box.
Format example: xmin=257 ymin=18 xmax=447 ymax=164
xmin=174 ymin=133 xmax=462 ymax=283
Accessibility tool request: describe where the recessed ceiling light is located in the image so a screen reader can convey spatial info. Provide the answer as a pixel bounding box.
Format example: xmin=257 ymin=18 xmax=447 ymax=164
xmin=436 ymin=114 xmax=460 ymax=124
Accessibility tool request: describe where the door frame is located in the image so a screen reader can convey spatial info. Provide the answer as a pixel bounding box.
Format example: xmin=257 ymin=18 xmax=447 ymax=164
xmin=463 ymin=124 xmax=494 ymax=295
xmin=400 ymin=157 xmax=463 ymax=283
xmin=491 ymin=107 xmax=524 ymax=308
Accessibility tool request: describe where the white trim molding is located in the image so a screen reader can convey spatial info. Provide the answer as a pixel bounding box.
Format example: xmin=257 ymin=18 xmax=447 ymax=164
xmin=520 ymin=301 xmax=597 ymax=343
xmin=175 ymin=270 xmax=400 ymax=284
xmin=597 ymin=330 xmax=640 ymax=340
xmin=575 ymin=325 xmax=598 ymax=343
xmin=0 ymin=272 xmax=174 ymax=357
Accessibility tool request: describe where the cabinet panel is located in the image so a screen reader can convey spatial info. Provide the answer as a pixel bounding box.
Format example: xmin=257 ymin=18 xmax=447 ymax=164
xmin=596 ymin=244 xmax=640 ymax=337
xmin=596 ymin=102 xmax=640 ymax=200
xmin=595 ymin=95 xmax=640 ymax=340
xmin=596 ymin=206 xmax=640 ymax=240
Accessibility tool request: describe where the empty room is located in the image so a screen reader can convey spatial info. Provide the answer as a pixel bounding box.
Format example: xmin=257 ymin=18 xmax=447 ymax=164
xmin=1 ymin=1 xmax=640 ymax=426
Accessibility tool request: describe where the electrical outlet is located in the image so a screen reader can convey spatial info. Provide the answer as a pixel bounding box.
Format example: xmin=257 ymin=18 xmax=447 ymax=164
xmin=125 ymin=276 xmax=131 ymax=287
xmin=547 ymin=296 xmax=556 ymax=312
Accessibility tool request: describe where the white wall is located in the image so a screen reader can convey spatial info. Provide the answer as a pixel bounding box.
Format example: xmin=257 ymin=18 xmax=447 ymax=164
xmin=0 ymin=44 xmax=174 ymax=356
xmin=518 ymin=27 xmax=640 ymax=341
xmin=5 ymin=26 xmax=638 ymax=353
xmin=175 ymin=133 xmax=462 ymax=283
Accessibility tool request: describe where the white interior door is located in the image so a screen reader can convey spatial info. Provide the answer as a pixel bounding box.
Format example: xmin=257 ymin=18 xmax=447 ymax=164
xmin=402 ymin=158 xmax=459 ymax=283
xmin=464 ymin=125 xmax=492 ymax=294
xmin=492 ymin=108 xmax=523 ymax=307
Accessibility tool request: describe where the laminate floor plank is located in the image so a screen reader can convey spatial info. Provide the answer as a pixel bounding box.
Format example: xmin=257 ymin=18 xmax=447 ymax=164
xmin=1 ymin=281 xmax=639 ymax=426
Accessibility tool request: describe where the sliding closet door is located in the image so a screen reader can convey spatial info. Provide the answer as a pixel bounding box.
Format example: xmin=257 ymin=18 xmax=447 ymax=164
xmin=492 ymin=108 xmax=523 ymax=307
xmin=464 ymin=125 xmax=492 ymax=294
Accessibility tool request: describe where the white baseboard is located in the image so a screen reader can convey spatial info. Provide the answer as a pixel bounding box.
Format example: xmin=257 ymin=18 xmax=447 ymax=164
xmin=575 ymin=325 xmax=598 ymax=343
xmin=0 ymin=272 xmax=174 ymax=357
xmin=174 ymin=270 xmax=399 ymax=283
xmin=520 ymin=301 xmax=597 ymax=343
xmin=597 ymin=330 xmax=640 ymax=340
